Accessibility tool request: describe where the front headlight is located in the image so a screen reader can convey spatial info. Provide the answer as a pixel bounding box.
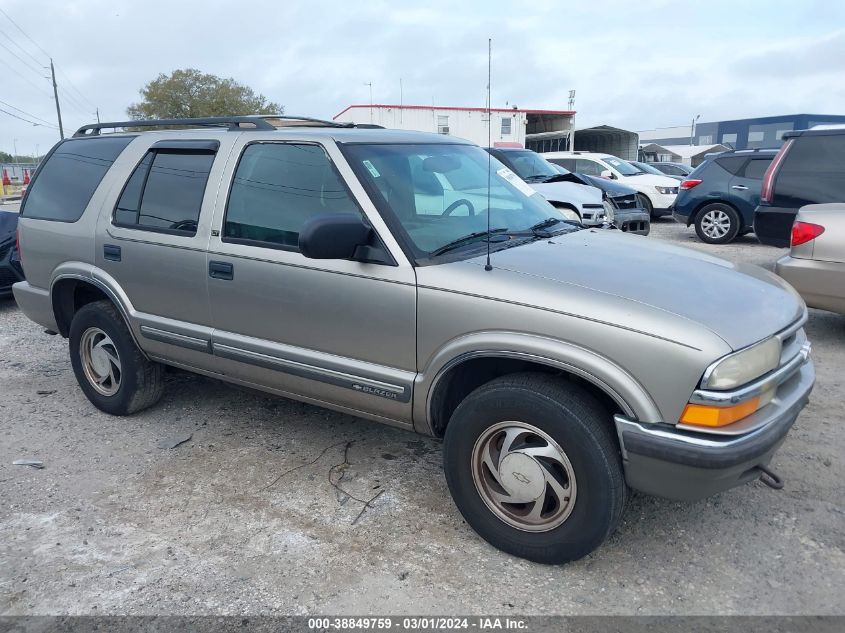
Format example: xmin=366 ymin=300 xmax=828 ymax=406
xmin=654 ymin=186 xmax=677 ymax=195
xmin=701 ymin=337 xmax=781 ymax=390
xmin=602 ymin=199 xmax=615 ymax=222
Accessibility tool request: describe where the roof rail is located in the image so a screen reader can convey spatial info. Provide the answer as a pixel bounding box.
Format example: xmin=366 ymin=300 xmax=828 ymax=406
xmin=72 ymin=115 xmax=366 ymax=138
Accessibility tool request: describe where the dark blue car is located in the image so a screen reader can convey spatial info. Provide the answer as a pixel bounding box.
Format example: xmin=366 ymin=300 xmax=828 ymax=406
xmin=672 ymin=149 xmax=777 ymax=244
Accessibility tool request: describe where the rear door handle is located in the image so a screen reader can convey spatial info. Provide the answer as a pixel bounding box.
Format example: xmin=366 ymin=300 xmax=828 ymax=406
xmin=103 ymin=244 xmax=121 ymax=261
xmin=209 ymin=260 xmax=234 ymax=280
xmin=731 ymin=185 xmax=749 ymax=191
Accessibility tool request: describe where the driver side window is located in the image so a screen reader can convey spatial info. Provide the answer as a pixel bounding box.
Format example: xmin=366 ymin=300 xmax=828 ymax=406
xmin=113 ymin=149 xmax=215 ymax=236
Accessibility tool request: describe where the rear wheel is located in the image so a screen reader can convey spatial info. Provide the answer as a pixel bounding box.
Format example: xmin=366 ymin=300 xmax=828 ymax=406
xmin=69 ymin=300 xmax=164 ymax=415
xmin=443 ymin=373 xmax=626 ymax=564
xmin=694 ymin=203 xmax=740 ymax=244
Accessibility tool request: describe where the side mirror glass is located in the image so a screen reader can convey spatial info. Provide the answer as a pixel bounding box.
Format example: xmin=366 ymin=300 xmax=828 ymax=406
xmin=299 ymin=214 xmax=372 ymax=260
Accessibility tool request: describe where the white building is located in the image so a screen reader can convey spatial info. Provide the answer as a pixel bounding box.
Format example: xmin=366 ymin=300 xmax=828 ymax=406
xmin=639 ymin=142 xmax=731 ymax=166
xmin=333 ymin=104 xmax=575 ymax=149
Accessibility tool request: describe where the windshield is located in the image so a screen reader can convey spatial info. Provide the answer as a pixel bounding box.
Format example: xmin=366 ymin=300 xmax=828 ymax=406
xmin=602 ymin=157 xmax=642 ymax=176
xmin=632 ymin=161 xmax=664 ymax=175
xmin=498 ymin=150 xmax=560 ymax=181
xmin=343 ymin=143 xmax=577 ymax=260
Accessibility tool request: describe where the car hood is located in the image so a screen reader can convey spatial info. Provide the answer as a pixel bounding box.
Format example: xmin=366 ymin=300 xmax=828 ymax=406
xmin=620 ymin=173 xmax=681 ymax=187
xmin=425 ymin=229 xmax=803 ymax=351
xmin=528 ymin=180 xmax=603 ymax=206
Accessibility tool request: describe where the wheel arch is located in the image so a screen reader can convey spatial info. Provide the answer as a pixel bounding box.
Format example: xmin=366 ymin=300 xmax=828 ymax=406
xmin=416 ymin=334 xmax=662 ymax=438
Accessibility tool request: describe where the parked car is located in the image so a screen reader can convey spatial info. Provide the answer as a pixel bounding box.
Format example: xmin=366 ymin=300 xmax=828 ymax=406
xmin=487 ymin=147 xmax=649 ymax=234
xmin=755 ymin=125 xmax=845 ymax=247
xmin=542 ymin=151 xmax=679 ymax=218
xmin=776 ymin=204 xmax=845 ymax=315
xmin=14 ymin=115 xmax=814 ymax=564
xmin=650 ymin=162 xmax=693 ymax=178
xmin=672 ymin=149 xmax=777 ymax=244
xmin=482 ymin=148 xmax=606 ymax=225
xmin=629 ymin=160 xmax=683 ymax=181
xmin=0 ymin=207 xmax=24 ymax=298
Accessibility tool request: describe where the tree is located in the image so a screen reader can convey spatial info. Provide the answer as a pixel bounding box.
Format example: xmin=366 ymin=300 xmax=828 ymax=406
xmin=127 ymin=68 xmax=283 ymax=120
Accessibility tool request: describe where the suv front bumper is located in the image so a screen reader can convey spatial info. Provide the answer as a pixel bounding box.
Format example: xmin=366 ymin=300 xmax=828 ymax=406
xmin=614 ymin=357 xmax=814 ymax=501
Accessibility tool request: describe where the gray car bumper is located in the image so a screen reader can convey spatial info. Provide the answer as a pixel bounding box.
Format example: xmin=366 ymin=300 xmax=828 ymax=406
xmin=613 ymin=209 xmax=650 ymax=235
xmin=614 ymin=359 xmax=814 ymax=501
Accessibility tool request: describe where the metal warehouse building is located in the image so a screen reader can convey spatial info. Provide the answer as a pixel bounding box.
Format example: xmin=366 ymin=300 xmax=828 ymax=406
xmin=639 ymin=113 xmax=845 ymax=151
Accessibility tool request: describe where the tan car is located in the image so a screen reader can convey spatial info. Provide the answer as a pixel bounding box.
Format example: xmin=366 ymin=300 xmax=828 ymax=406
xmin=776 ymin=204 xmax=845 ymax=315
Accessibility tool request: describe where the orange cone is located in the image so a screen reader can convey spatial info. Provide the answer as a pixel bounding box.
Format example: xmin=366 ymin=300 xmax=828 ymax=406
xmin=23 ymin=169 xmax=30 ymax=184
xmin=1 ymin=169 xmax=9 ymax=186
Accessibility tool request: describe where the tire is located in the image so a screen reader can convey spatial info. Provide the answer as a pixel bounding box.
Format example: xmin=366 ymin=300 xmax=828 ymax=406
xmin=443 ymin=373 xmax=626 ymax=564
xmin=638 ymin=193 xmax=654 ymax=218
xmin=694 ymin=203 xmax=741 ymax=244
xmin=68 ymin=300 xmax=164 ymax=415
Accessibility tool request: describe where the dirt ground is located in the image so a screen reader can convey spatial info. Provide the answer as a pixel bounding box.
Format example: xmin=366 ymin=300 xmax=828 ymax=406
xmin=1 ymin=217 xmax=842 ymax=616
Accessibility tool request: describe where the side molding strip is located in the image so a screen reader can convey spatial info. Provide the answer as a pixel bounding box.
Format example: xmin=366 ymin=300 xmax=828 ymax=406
xmin=140 ymin=325 xmax=212 ymax=353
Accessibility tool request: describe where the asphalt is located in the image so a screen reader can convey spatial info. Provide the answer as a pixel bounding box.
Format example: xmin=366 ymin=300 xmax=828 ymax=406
xmin=0 ymin=217 xmax=842 ymax=616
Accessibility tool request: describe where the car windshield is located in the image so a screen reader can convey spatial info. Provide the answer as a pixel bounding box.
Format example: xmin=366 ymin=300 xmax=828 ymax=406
xmin=342 ymin=143 xmax=578 ymax=261
xmin=602 ymin=157 xmax=642 ymax=176
xmin=632 ymin=161 xmax=665 ymax=175
xmin=499 ymin=150 xmax=560 ymax=182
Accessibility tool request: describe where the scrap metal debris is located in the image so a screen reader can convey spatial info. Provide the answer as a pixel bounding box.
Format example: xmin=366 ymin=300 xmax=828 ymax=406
xmin=13 ymin=459 xmax=44 ymax=469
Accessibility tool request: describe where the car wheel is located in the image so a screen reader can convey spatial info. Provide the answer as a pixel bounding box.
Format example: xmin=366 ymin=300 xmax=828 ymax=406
xmin=69 ymin=300 xmax=164 ymax=415
xmin=443 ymin=373 xmax=626 ymax=564
xmin=637 ymin=194 xmax=654 ymax=218
xmin=694 ymin=203 xmax=740 ymax=244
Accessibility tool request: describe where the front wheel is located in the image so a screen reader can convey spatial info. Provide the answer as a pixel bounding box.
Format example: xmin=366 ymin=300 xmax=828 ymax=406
xmin=443 ymin=373 xmax=626 ymax=564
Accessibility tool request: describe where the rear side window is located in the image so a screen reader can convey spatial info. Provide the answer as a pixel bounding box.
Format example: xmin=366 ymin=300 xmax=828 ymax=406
xmin=714 ymin=156 xmax=747 ymax=175
xmin=741 ymin=157 xmax=773 ymax=180
xmin=548 ymin=158 xmax=576 ymax=171
xmin=113 ymin=150 xmax=215 ymax=236
xmin=22 ymin=136 xmax=134 ymax=222
xmin=782 ymin=134 xmax=845 ymax=174
xmin=223 ymin=143 xmax=362 ymax=250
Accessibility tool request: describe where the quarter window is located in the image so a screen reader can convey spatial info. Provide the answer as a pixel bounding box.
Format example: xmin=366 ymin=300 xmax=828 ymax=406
xmin=223 ymin=143 xmax=362 ymax=250
xmin=743 ymin=158 xmax=773 ymax=180
xmin=113 ymin=150 xmax=215 ymax=235
xmin=22 ymin=136 xmax=134 ymax=222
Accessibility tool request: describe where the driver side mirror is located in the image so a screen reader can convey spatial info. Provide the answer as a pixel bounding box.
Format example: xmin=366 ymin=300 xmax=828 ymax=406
xmin=299 ymin=214 xmax=389 ymax=264
xmin=600 ymin=169 xmax=615 ymax=180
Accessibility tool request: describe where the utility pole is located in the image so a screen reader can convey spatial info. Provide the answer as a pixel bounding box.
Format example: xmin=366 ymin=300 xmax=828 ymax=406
xmin=690 ymin=114 xmax=700 ymax=146
xmin=96 ymin=107 xmax=100 ymax=123
xmin=363 ymin=82 xmax=373 ymax=123
xmin=568 ymin=90 xmax=576 ymax=151
xmin=50 ymin=59 xmax=64 ymax=139
xmin=13 ymin=138 xmax=18 ymax=163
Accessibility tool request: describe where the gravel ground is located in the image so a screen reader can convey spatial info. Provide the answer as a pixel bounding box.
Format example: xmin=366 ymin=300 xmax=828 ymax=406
xmin=1 ymin=217 xmax=842 ymax=616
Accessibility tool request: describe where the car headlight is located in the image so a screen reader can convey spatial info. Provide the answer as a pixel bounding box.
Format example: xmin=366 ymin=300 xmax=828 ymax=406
xmin=701 ymin=337 xmax=781 ymax=390
xmin=602 ymin=199 xmax=615 ymax=222
xmin=654 ymin=186 xmax=678 ymax=195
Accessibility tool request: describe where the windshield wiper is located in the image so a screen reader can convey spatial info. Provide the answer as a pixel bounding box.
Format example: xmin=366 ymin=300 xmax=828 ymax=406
xmin=430 ymin=228 xmax=508 ymax=256
xmin=522 ymin=175 xmax=549 ymax=183
xmin=528 ymin=217 xmax=564 ymax=232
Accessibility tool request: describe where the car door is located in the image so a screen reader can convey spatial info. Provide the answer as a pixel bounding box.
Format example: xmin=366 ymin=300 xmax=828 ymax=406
xmin=205 ymin=136 xmax=417 ymax=425
xmin=728 ymin=156 xmax=772 ymax=223
xmin=96 ymin=137 xmax=232 ymax=370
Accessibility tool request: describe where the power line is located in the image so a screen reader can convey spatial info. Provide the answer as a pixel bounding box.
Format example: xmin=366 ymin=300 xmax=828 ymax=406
xmin=56 ymin=65 xmax=97 ymax=110
xmin=0 ymin=26 xmax=45 ymax=66
xmin=0 ymin=38 xmax=47 ymax=77
xmin=0 ymin=7 xmax=50 ymax=61
xmin=4 ymin=57 xmax=52 ymax=97
xmin=0 ymin=105 xmax=59 ymax=129
xmin=0 ymin=98 xmax=56 ymax=126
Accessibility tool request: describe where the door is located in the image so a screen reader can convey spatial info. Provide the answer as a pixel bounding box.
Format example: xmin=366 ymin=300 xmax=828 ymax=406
xmin=205 ymin=138 xmax=417 ymax=423
xmin=728 ymin=156 xmax=772 ymax=224
xmin=96 ymin=139 xmax=229 ymax=368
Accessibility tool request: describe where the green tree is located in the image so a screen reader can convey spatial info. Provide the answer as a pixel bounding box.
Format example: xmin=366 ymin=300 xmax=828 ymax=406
xmin=127 ymin=68 xmax=282 ymax=119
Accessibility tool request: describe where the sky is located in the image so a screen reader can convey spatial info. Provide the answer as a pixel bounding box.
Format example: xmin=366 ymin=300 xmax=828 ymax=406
xmin=1 ymin=0 xmax=844 ymax=157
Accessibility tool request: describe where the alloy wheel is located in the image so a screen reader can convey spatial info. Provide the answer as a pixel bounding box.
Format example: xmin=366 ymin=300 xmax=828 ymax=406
xmin=701 ymin=208 xmax=732 ymax=239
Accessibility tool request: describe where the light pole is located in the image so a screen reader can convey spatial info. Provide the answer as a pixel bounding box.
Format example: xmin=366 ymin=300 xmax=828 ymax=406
xmin=13 ymin=138 xmax=18 ymax=164
xmin=690 ymin=114 xmax=700 ymax=146
xmin=364 ymin=82 xmax=373 ymax=123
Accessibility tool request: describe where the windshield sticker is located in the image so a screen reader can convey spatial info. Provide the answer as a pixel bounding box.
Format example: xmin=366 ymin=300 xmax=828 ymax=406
xmin=497 ymin=167 xmax=536 ymax=198
xmin=362 ymin=160 xmax=381 ymax=178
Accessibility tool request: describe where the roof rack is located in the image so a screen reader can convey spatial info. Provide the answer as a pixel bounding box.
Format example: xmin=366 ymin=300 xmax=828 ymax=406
xmin=72 ymin=115 xmax=372 ymax=138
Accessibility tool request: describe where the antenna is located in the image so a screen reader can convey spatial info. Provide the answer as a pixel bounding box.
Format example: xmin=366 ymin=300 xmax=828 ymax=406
xmin=484 ymin=37 xmax=493 ymax=272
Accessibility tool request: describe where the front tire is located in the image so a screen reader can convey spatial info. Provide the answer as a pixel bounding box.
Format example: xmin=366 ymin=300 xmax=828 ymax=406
xmin=638 ymin=193 xmax=654 ymax=218
xmin=443 ymin=373 xmax=626 ymax=564
xmin=69 ymin=300 xmax=164 ymax=415
xmin=694 ymin=203 xmax=740 ymax=244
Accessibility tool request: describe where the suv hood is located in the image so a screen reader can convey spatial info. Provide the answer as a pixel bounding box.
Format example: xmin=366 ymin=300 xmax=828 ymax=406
xmin=528 ymin=180 xmax=602 ymax=206
xmin=427 ymin=230 xmax=803 ymax=351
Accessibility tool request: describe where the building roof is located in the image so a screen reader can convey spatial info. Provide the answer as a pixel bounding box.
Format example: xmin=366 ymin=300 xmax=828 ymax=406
xmin=641 ymin=143 xmax=730 ymax=158
xmin=333 ymin=104 xmax=575 ymax=120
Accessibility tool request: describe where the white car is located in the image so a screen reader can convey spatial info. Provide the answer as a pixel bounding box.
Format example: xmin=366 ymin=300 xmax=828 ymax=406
xmin=542 ymin=151 xmax=679 ymax=218
xmin=485 ymin=148 xmax=606 ymax=225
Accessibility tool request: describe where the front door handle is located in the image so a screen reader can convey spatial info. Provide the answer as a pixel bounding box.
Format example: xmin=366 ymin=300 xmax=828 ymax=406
xmin=209 ymin=260 xmax=234 ymax=280
xmin=731 ymin=185 xmax=749 ymax=191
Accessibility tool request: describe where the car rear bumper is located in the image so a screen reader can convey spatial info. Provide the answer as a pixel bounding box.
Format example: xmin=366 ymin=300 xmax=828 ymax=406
xmin=12 ymin=281 xmax=57 ymax=330
xmin=776 ymin=255 xmax=845 ymax=315
xmin=614 ymin=357 xmax=814 ymax=501
xmin=754 ymin=205 xmax=796 ymax=247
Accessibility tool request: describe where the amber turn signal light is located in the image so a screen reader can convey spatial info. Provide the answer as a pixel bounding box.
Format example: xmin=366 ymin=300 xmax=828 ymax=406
xmin=680 ymin=397 xmax=761 ymax=428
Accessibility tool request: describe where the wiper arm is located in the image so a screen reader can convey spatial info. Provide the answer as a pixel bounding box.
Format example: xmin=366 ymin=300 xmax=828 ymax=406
xmin=528 ymin=217 xmax=564 ymax=232
xmin=429 ymin=228 xmax=508 ymax=256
